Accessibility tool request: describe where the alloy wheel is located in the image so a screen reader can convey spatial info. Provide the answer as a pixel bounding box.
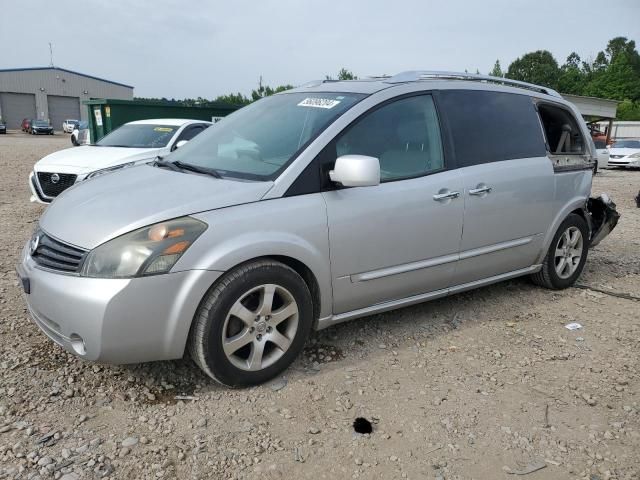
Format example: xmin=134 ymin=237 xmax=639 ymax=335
xmin=222 ymin=284 xmax=299 ymax=371
xmin=554 ymin=226 xmax=583 ymax=279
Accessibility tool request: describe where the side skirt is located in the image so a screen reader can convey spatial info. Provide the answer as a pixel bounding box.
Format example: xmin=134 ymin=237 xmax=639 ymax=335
xmin=316 ymin=264 xmax=542 ymax=330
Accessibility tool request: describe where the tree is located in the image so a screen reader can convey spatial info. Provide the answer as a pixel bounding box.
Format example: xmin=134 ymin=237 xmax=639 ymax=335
xmin=583 ymin=37 xmax=640 ymax=102
xmin=616 ymin=99 xmax=640 ymax=120
xmin=326 ymin=68 xmax=358 ymax=81
xmin=250 ymin=83 xmax=294 ymax=101
xmin=214 ymin=93 xmax=251 ymax=106
xmin=558 ymin=52 xmax=586 ymax=95
xmin=506 ymin=50 xmax=560 ymax=89
xmin=489 ymin=60 xmax=503 ymax=77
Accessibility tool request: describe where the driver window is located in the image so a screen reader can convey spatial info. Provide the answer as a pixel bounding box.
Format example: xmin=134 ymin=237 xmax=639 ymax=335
xmin=336 ymin=95 xmax=444 ymax=181
xmin=178 ymin=125 xmax=206 ymax=142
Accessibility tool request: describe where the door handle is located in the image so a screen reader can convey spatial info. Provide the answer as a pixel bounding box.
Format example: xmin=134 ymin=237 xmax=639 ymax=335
xmin=433 ymin=190 xmax=460 ymax=201
xmin=468 ymin=185 xmax=493 ymax=196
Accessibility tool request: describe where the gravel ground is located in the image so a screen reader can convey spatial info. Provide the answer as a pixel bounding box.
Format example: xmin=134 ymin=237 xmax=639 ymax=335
xmin=0 ymin=132 xmax=638 ymax=480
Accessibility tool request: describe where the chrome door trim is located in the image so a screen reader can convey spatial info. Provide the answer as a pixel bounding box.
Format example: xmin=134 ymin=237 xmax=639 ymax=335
xmin=317 ymin=264 xmax=542 ymax=330
xmin=350 ymin=236 xmax=532 ymax=283
xmin=458 ymin=236 xmax=533 ymax=260
xmin=351 ymin=253 xmax=458 ymax=282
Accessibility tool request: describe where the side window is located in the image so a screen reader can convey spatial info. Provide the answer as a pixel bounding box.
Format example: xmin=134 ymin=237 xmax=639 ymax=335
xmin=336 ymin=95 xmax=444 ymax=181
xmin=438 ymin=90 xmax=547 ymax=166
xmin=178 ymin=124 xmax=207 ymax=142
xmin=537 ymin=104 xmax=585 ymax=154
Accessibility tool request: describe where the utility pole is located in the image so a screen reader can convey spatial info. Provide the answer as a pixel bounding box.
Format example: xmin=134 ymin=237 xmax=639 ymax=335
xmin=48 ymin=42 xmax=54 ymax=67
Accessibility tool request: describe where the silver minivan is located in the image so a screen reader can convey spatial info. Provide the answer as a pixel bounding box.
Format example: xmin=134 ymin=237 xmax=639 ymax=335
xmin=17 ymin=71 xmax=618 ymax=386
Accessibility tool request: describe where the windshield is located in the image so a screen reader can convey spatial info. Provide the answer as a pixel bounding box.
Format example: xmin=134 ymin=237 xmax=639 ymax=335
xmin=166 ymin=92 xmax=364 ymax=180
xmin=96 ymin=124 xmax=179 ymax=148
xmin=612 ymin=139 xmax=640 ymax=148
xmin=34 ymin=121 xmax=50 ymax=126
xmin=66 ymin=119 xmax=78 ymax=123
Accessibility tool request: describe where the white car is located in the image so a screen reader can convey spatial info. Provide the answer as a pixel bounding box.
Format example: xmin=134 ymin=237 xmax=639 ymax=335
xmin=71 ymin=121 xmax=91 ymax=146
xmin=62 ymin=119 xmax=79 ymax=133
xmin=607 ymin=139 xmax=640 ymax=168
xmin=30 ymin=118 xmax=211 ymax=204
xmin=593 ymin=139 xmax=609 ymax=173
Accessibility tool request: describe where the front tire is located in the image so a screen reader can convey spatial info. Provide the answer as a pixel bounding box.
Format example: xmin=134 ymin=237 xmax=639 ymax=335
xmin=531 ymin=213 xmax=589 ymax=289
xmin=188 ymin=260 xmax=314 ymax=387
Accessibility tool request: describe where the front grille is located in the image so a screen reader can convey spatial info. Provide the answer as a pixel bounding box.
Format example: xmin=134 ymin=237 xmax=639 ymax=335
xmin=31 ymin=232 xmax=87 ymax=273
xmin=610 ymin=155 xmax=624 ymax=159
xmin=37 ymin=172 xmax=77 ymax=198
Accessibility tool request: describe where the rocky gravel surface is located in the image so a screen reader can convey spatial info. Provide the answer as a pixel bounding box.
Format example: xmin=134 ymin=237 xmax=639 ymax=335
xmin=0 ymin=133 xmax=638 ymax=479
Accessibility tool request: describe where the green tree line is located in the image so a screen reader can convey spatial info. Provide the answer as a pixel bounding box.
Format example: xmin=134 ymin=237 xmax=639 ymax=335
xmin=135 ymin=69 xmax=356 ymax=108
xmin=137 ymin=37 xmax=640 ymax=120
xmin=492 ymin=37 xmax=640 ymax=120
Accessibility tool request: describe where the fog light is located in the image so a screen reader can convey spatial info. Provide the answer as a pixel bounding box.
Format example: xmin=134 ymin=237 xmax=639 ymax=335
xmin=69 ymin=334 xmax=86 ymax=355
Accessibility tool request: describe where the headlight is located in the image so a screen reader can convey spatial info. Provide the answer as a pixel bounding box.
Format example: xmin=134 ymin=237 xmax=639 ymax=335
xmin=86 ymin=162 xmax=136 ymax=179
xmin=81 ymin=217 xmax=207 ymax=278
xmin=628 ymin=152 xmax=640 ymax=159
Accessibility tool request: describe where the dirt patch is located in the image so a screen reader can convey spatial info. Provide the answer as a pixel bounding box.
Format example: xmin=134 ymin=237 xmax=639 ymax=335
xmin=0 ymin=134 xmax=638 ymax=479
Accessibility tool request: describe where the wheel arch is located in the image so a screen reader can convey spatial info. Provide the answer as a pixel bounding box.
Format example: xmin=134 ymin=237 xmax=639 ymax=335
xmin=537 ymin=197 xmax=589 ymax=264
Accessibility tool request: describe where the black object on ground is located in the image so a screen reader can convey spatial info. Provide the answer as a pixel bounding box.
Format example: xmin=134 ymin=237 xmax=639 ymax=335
xmin=353 ymin=417 xmax=373 ymax=434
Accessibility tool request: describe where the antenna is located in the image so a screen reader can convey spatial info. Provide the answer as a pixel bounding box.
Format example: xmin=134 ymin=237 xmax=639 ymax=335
xmin=48 ymin=42 xmax=54 ymax=67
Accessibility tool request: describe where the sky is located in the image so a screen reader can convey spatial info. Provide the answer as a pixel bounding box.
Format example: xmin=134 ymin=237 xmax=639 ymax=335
xmin=1 ymin=0 xmax=639 ymax=99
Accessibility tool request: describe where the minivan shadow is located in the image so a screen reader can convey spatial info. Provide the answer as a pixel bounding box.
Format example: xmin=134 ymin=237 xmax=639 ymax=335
xmin=120 ymin=276 xmax=546 ymax=397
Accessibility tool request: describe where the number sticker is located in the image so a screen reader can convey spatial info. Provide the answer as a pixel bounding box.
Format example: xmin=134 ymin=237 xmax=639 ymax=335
xmin=297 ymin=98 xmax=341 ymax=109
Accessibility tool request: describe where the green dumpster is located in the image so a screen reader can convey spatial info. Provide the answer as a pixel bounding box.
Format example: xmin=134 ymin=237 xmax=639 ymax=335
xmin=83 ymin=99 xmax=240 ymax=143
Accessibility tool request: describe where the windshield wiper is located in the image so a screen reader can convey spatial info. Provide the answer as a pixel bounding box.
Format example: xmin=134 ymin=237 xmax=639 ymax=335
xmin=154 ymin=159 xmax=223 ymax=178
xmin=173 ymin=161 xmax=223 ymax=179
xmin=154 ymin=159 xmax=182 ymax=172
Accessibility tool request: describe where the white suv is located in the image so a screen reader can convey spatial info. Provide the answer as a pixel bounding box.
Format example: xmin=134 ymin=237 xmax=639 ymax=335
xmin=30 ymin=118 xmax=211 ymax=203
xmin=62 ymin=119 xmax=79 ymax=133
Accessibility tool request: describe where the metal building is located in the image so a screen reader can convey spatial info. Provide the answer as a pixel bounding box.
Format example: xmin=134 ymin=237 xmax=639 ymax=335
xmin=561 ymin=93 xmax=619 ymax=143
xmin=0 ymin=67 xmax=133 ymax=130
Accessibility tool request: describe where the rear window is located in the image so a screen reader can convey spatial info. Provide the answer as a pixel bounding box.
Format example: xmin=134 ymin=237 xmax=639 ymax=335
xmin=438 ymin=90 xmax=546 ymax=166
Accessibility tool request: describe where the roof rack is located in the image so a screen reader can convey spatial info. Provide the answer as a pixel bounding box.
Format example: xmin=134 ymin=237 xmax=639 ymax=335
xmin=385 ymin=71 xmax=562 ymax=98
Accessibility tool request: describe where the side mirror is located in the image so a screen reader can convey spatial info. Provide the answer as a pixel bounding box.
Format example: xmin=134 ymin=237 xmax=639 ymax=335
xmin=329 ymin=155 xmax=380 ymax=187
xmin=174 ymin=140 xmax=189 ymax=150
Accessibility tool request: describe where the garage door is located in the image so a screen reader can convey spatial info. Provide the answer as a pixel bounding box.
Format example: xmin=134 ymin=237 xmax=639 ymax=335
xmin=0 ymin=92 xmax=36 ymax=129
xmin=47 ymin=95 xmax=80 ymax=132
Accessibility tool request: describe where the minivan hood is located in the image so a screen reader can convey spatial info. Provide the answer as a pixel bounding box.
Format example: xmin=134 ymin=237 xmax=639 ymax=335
xmin=39 ymin=165 xmax=273 ymax=249
xmin=35 ymin=146 xmax=162 ymax=172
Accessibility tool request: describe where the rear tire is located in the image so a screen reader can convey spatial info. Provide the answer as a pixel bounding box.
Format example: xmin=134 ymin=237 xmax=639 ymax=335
xmin=531 ymin=213 xmax=589 ymax=289
xmin=188 ymin=260 xmax=314 ymax=387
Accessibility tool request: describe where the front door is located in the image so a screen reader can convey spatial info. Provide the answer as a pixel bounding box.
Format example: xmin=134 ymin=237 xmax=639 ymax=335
xmin=321 ymin=94 xmax=464 ymax=314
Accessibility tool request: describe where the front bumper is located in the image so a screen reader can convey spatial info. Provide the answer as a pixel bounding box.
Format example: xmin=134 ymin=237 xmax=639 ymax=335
xmin=17 ymin=243 xmax=222 ymax=364
xmin=29 ymin=171 xmax=53 ymax=204
xmin=608 ymin=158 xmax=640 ymax=168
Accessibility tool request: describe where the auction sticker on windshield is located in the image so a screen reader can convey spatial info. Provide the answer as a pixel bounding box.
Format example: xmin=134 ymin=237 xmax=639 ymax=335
xmin=154 ymin=127 xmax=175 ymax=132
xmin=298 ymin=98 xmax=341 ymax=109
